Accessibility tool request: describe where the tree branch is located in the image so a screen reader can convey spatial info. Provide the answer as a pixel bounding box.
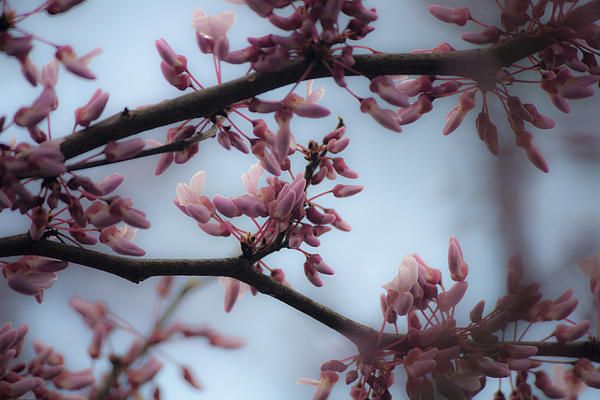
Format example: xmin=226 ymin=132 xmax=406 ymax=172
xmin=2 ymin=233 xmax=599 ymax=361
xmin=59 ymin=35 xmax=547 ymax=160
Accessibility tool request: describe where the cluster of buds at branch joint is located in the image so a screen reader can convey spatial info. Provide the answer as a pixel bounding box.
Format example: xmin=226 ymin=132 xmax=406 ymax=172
xmin=304 ymin=237 xmax=596 ymax=399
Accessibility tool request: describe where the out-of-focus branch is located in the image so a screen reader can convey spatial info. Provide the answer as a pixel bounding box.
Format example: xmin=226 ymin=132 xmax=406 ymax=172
xmin=59 ymin=35 xmax=547 ymax=160
xmin=2 ymin=233 xmax=599 ymax=361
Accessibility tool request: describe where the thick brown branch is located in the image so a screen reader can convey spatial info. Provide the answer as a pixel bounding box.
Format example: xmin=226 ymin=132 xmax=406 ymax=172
xmin=59 ymin=35 xmax=547 ymax=160
xmin=2 ymin=233 xmax=599 ymax=361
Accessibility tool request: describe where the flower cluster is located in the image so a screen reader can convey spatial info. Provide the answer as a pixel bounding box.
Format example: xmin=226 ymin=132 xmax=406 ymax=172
xmin=302 ymin=238 xmax=596 ymax=399
xmin=0 ymin=322 xmax=96 ymax=399
xmin=173 ymin=115 xmax=361 ymax=310
xmin=417 ymin=1 xmax=600 ymax=171
xmin=1 ymin=278 xmax=243 ymax=399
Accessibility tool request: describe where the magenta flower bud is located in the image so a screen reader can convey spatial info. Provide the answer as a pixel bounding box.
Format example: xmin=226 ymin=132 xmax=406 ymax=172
xmin=127 ymin=358 xmax=163 ymax=386
xmin=321 ymin=360 xmax=347 ymax=373
xmin=86 ymin=201 xmax=120 ymax=228
xmin=55 ymin=46 xmax=101 ymax=80
xmin=54 ymin=368 xmax=95 ymax=390
xmin=155 ymin=152 xmax=174 ymax=176
xmin=47 ymin=0 xmax=86 ymax=15
xmin=97 ymin=173 xmax=124 ymax=195
xmin=461 ymin=27 xmax=500 ymax=44
xmin=326 ymin=137 xmax=350 ymax=154
xmin=273 ymin=189 xmax=296 ymax=219
xmin=469 ymin=300 xmax=485 ymax=323
xmin=437 ymin=281 xmax=468 ymax=312
xmin=308 ymin=254 xmax=335 ymax=275
xmin=370 ymin=76 xmax=410 ymax=107
xmin=503 ymin=344 xmax=538 ymax=359
xmin=186 ymin=204 xmax=211 ymax=224
xmin=332 ymin=158 xmax=359 ymax=179
xmin=534 ymin=371 xmax=566 ymax=399
xmin=323 ymin=126 xmax=345 ymax=143
xmin=213 ymin=195 xmax=241 ymax=218
xmin=249 ymin=97 xmax=283 ymax=114
xmin=448 ymin=236 xmax=468 ymax=281
xmin=160 ymin=61 xmax=191 ymax=90
xmin=306 ymin=207 xmax=336 ymax=225
xmin=7 ymin=377 xmax=42 ymax=398
xmin=304 ymin=260 xmax=324 ymax=287
xmin=268 ymin=8 xmax=303 ymax=30
xmin=155 ymin=38 xmax=187 ymax=73
xmin=199 ymin=221 xmax=231 ymax=237
xmin=360 ymin=97 xmax=402 ymax=132
xmin=478 ymin=359 xmax=510 ymax=378
xmin=69 ymin=223 xmax=97 ymax=245
xmin=14 ymin=87 xmax=57 ymax=127
xmin=428 ymin=5 xmax=470 ymax=26
xmin=75 ymin=89 xmax=109 ymax=127
xmin=324 ymin=208 xmax=351 ymax=231
xmin=29 ymin=206 xmax=48 ymax=241
xmin=302 ymin=225 xmax=321 ymax=247
xmin=104 ymin=138 xmax=146 ymax=162
xmin=554 ymin=320 xmax=591 ymax=343
xmin=332 ymin=184 xmax=363 ymax=198
xmin=243 ymin=0 xmax=273 ymax=17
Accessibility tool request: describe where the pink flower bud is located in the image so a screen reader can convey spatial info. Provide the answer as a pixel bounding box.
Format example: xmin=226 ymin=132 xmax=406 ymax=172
xmin=438 ymin=281 xmax=468 ymax=312
xmin=127 ymin=358 xmax=162 ymax=386
xmin=554 ymin=320 xmax=591 ymax=343
xmin=47 ymin=0 xmax=86 ymax=15
xmin=104 ymin=138 xmax=146 ymax=162
xmin=53 ymin=368 xmax=95 ymax=390
xmin=55 ymin=46 xmax=101 ymax=80
xmin=332 ymin=184 xmax=363 ymax=198
xmin=469 ymin=300 xmax=485 ymax=323
xmin=448 ymin=236 xmax=468 ymax=281
xmin=327 ymin=137 xmax=350 ymax=154
xmin=360 ymin=97 xmax=402 ymax=132
xmin=461 ymin=27 xmax=501 ymax=44
xmin=213 ymin=195 xmax=241 ymax=218
xmin=182 ymin=366 xmax=203 ymax=389
xmin=97 ymin=173 xmax=124 ymax=195
xmin=160 ymin=61 xmax=191 ymax=90
xmin=370 ymin=76 xmax=410 ymax=107
xmin=29 ymin=207 xmax=48 ymax=241
xmin=332 ymin=158 xmax=359 ymax=179
xmin=155 ymin=39 xmax=187 ymax=73
xmin=428 ymin=5 xmax=470 ymax=26
xmin=75 ymin=89 xmax=109 ymax=127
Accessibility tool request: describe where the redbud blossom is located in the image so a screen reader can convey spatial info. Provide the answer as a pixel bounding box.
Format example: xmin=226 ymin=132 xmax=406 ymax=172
xmin=47 ymin=0 xmax=86 ymax=15
xmin=428 ymin=5 xmax=471 ymax=26
xmin=127 ymin=358 xmax=163 ymax=386
xmin=99 ymin=224 xmax=145 ymax=256
xmin=297 ymin=371 xmax=339 ymax=400
xmin=75 ymin=89 xmax=108 ymax=127
xmin=155 ymin=39 xmax=187 ymax=73
xmin=448 ymin=236 xmax=468 ymax=281
xmin=193 ymin=9 xmax=235 ymax=59
xmin=104 ymin=138 xmax=146 ymax=162
xmin=331 ymin=184 xmax=363 ymax=198
xmin=360 ymin=97 xmax=402 ymax=132
xmin=219 ymin=277 xmax=250 ymax=312
xmin=55 ymin=46 xmax=101 ymax=79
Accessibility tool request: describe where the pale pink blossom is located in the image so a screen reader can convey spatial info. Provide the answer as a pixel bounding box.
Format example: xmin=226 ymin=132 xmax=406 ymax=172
xmin=428 ymin=5 xmax=471 ymax=26
xmin=99 ymin=224 xmax=145 ymax=256
xmin=297 ymin=370 xmax=339 ymax=400
xmin=219 ymin=277 xmax=251 ymax=312
xmin=47 ymin=0 xmax=86 ymax=14
xmin=55 ymin=46 xmax=101 ymax=80
xmin=75 ymin=89 xmax=109 ymax=127
xmin=193 ymin=9 xmax=235 ymax=58
xmin=175 ymin=170 xmax=215 ymax=224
